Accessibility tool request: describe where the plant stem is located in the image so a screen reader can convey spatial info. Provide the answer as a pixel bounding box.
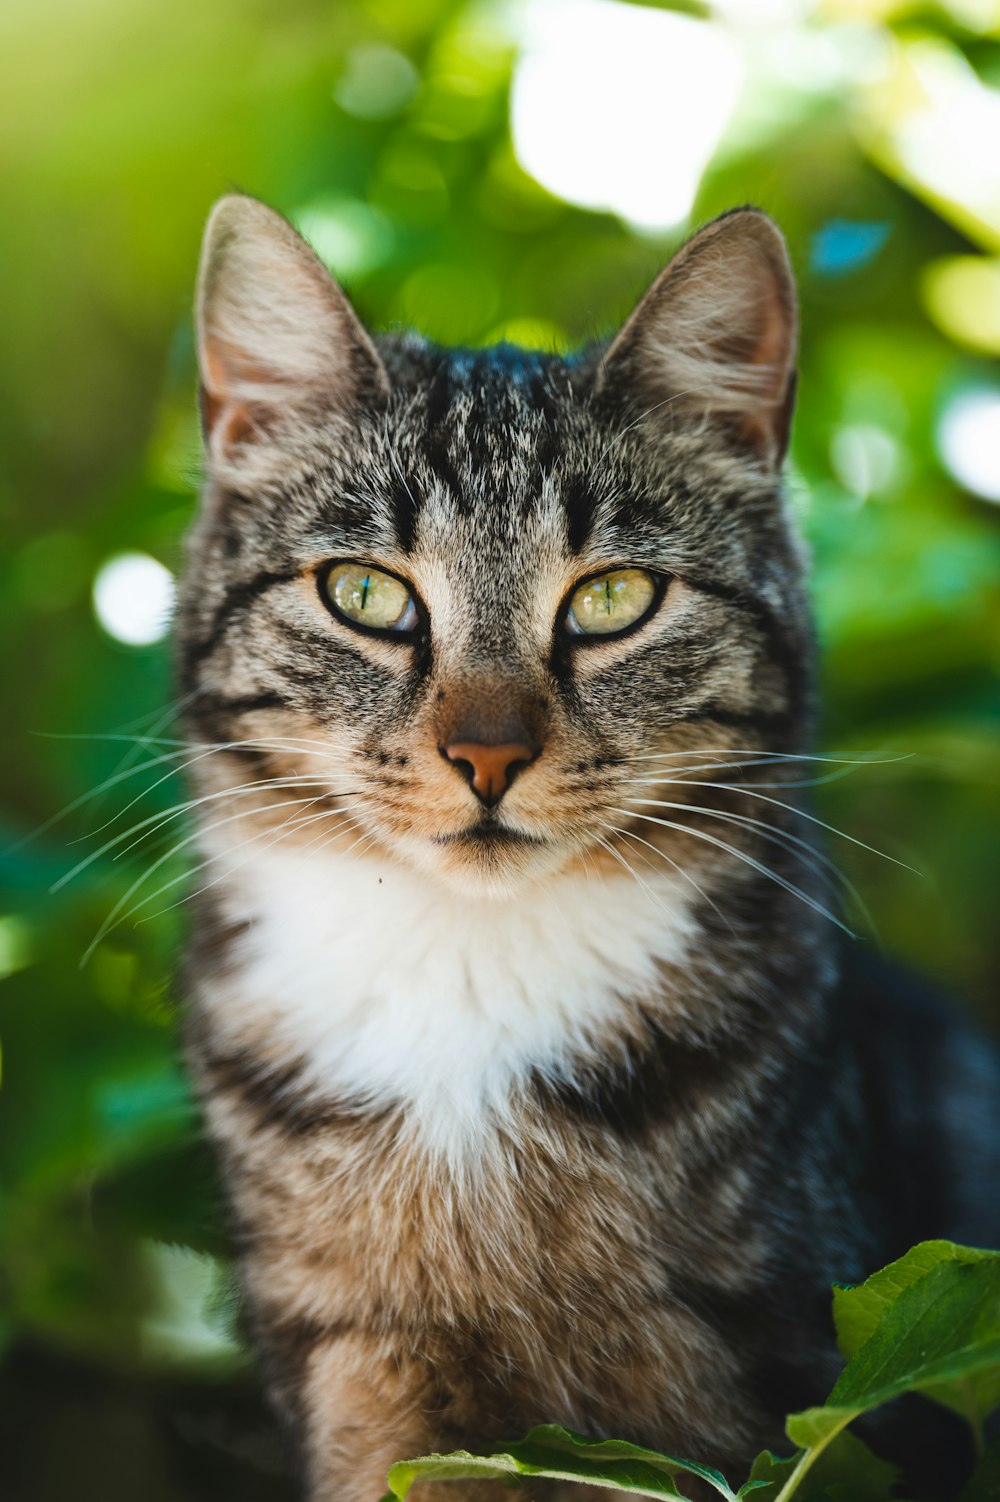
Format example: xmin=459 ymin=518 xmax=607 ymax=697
xmin=957 ymin=1379 xmax=985 ymax=1460
xmin=769 ymin=1417 xmax=851 ymax=1502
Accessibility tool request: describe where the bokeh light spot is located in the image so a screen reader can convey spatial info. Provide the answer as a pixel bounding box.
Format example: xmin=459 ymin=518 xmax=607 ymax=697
xmin=714 ymin=0 xmax=812 ymax=21
xmin=811 ymin=220 xmax=891 ymax=278
xmin=923 ymin=256 xmax=1000 ymax=355
xmin=334 ymin=44 xmax=418 ymax=120
xmin=0 ymin=915 xmax=32 ymax=981
xmin=937 ymin=388 xmax=1000 ymax=503
xmin=511 ymin=0 xmax=743 ymax=231
xmin=140 ymin=1242 xmax=242 ymax=1365
xmin=92 ymin=552 xmax=175 ymax=646
xmin=831 ymin=424 xmax=902 ymax=499
xmin=295 ymin=196 xmax=394 ymax=279
xmin=866 ymin=38 xmax=1000 ymax=245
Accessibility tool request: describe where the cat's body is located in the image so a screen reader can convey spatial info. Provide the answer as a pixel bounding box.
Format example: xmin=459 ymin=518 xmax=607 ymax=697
xmin=179 ymin=198 xmax=1000 ymax=1500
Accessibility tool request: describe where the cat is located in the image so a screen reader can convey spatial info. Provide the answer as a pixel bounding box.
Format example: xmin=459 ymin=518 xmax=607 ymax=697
xmin=178 ymin=195 xmax=1000 ymax=1502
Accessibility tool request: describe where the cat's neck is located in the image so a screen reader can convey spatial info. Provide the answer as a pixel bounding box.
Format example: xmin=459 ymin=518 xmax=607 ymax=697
xmin=194 ymin=840 xmax=712 ymax=1165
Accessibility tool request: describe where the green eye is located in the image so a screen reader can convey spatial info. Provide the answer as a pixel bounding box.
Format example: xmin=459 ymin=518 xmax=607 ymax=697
xmin=324 ymin=562 xmax=418 ymax=634
xmin=565 ymin=568 xmax=658 ymax=637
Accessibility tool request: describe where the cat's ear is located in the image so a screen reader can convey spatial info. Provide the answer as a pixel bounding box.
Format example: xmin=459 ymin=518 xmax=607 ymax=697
xmin=195 ymin=194 xmax=389 ymax=465
xmin=596 ymin=208 xmax=797 ymax=467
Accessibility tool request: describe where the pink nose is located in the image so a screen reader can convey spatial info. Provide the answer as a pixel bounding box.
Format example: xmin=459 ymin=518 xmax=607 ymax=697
xmin=444 ymin=740 xmax=537 ymax=805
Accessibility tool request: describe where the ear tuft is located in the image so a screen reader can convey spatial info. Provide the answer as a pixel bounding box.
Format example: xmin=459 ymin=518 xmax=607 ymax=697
xmin=195 ymin=194 xmax=389 ymax=466
xmin=597 ymin=209 xmax=798 ymax=466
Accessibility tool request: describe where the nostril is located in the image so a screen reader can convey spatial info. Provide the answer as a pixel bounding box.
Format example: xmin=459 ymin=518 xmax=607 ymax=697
xmin=446 ymin=752 xmax=477 ymax=789
xmin=505 ymin=752 xmax=532 ymax=783
xmin=443 ymin=740 xmax=538 ymax=805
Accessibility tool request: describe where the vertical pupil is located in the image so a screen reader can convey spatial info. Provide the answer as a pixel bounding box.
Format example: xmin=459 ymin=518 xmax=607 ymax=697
xmin=604 ymin=578 xmax=612 ymax=614
xmin=360 ymin=575 xmax=371 ymax=610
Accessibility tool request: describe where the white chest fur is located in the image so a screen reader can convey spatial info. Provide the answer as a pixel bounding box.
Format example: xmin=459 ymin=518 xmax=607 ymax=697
xmin=203 ymin=843 xmax=697 ymax=1165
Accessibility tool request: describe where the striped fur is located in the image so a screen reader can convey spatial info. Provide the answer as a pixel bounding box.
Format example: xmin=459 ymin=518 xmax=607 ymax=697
xmin=179 ymin=198 xmax=1000 ymax=1500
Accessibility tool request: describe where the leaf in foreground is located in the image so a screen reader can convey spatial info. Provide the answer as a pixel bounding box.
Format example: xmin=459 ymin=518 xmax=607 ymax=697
xmin=833 ymin=1241 xmax=995 ymax=1365
xmin=386 ymin=1424 xmax=743 ymax=1500
xmin=788 ymin=1254 xmax=1000 ymax=1455
xmin=775 ymin=1244 xmax=1000 ymax=1501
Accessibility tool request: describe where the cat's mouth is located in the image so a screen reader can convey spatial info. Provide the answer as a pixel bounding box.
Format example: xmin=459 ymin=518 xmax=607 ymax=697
xmin=434 ymin=824 xmax=546 ymax=849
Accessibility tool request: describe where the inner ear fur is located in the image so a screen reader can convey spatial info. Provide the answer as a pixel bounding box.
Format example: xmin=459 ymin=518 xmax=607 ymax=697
xmin=195 ymin=194 xmax=389 ymax=464
xmin=596 ymin=208 xmax=798 ymax=466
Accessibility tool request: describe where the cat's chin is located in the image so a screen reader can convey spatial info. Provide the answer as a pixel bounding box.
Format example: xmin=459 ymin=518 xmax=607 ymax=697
xmin=394 ymin=826 xmax=573 ymax=900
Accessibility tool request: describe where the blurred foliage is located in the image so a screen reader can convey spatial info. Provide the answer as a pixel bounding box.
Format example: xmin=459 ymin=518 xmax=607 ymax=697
xmin=0 ymin=0 xmax=998 ymax=1496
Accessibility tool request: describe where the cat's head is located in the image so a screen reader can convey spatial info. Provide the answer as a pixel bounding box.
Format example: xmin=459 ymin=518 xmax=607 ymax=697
xmin=178 ymin=195 xmax=808 ymax=898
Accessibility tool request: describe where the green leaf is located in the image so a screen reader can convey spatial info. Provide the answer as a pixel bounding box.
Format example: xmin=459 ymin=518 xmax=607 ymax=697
xmin=386 ymin=1425 xmax=740 ymax=1500
xmin=773 ymin=1245 xmax=1000 ymax=1502
xmin=742 ymin=1450 xmax=800 ymax=1499
xmin=785 ymin=1249 xmax=1000 ymax=1458
xmin=386 ymin=1453 xmax=531 ymax=1497
xmin=784 ymin=1409 xmax=847 ymax=1451
xmin=833 ymin=1240 xmax=995 ymax=1363
xmin=831 ymin=1257 xmax=1000 ymax=1432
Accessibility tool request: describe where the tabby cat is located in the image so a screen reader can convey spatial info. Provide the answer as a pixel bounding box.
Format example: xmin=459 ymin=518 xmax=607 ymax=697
xmin=179 ymin=196 xmax=1000 ymax=1501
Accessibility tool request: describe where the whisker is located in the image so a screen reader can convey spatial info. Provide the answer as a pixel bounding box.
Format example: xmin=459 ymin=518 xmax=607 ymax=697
xmin=108 ymin=776 xmax=349 ymax=858
xmin=623 ymin=784 xmax=918 ymax=872
xmin=623 ymin=795 xmax=837 ymax=868
xmin=387 ymin=444 xmax=420 ymax=518
xmin=619 ymin=756 xmax=805 ymax=784
xmin=18 ymin=733 xmax=346 ymax=851
xmin=15 ymin=744 xmax=203 ymax=851
xmin=51 ymin=776 xmax=352 ymax=892
xmin=624 ymin=763 xmax=875 ymax=790
xmin=604 ymin=821 xmax=729 ymax=930
xmin=36 ymin=730 xmax=325 ymax=750
xmin=609 ymin=806 xmax=855 ymax=937
xmin=620 ymin=749 xmax=913 ymax=765
xmin=78 ymin=793 xmax=357 ymax=966
xmin=592 ymin=832 xmax=667 ymax=917
xmin=617 ymin=795 xmax=878 ymax=932
xmin=89 ymin=690 xmax=201 ymax=818
xmin=296 ymin=808 xmax=367 ymax=858
xmin=136 ymin=802 xmax=365 ymax=929
xmin=78 ymin=743 xmax=323 ymax=843
xmin=307 ymin=817 xmax=376 ymax=864
xmin=133 ymin=812 xmax=331 ymax=928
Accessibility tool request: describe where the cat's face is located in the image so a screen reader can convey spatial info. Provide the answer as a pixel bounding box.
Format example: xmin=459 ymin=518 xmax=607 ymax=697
xmin=179 ymin=197 xmax=808 ymax=898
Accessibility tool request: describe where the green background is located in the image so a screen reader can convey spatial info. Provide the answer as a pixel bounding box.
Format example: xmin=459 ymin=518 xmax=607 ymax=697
xmin=1 ymin=0 xmax=998 ymax=1496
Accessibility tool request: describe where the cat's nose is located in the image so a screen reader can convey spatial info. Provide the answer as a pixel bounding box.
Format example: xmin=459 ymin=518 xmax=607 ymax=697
xmin=443 ymin=739 xmax=538 ymax=806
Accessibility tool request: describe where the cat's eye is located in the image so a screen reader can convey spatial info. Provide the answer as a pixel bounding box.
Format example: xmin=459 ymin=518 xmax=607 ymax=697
xmin=564 ymin=568 xmax=658 ymax=638
xmin=322 ymin=562 xmax=419 ymax=635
